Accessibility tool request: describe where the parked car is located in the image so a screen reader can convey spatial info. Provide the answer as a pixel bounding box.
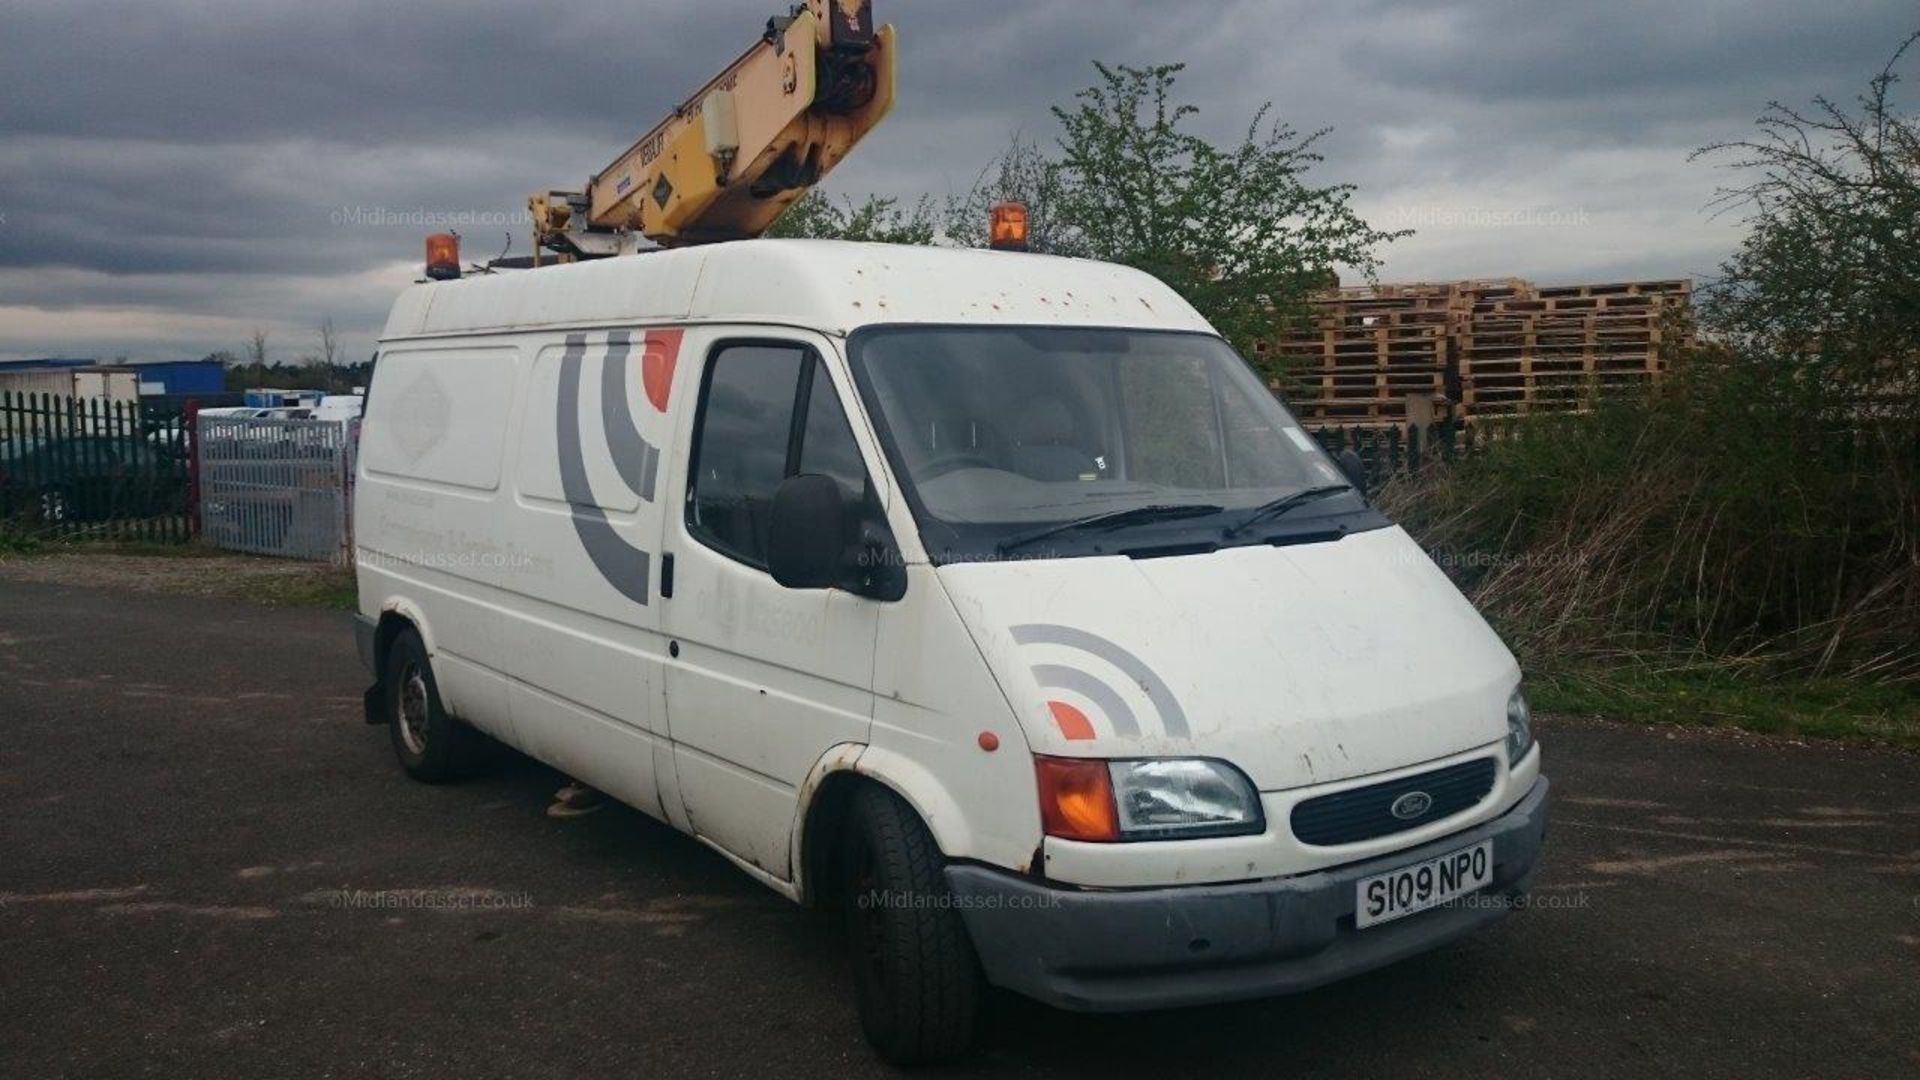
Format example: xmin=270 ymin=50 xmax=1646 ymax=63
xmin=0 ymin=432 xmax=183 ymax=523
xmin=352 ymin=241 xmax=1548 ymax=1064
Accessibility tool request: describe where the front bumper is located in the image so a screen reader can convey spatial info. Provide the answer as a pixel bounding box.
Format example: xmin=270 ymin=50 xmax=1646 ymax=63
xmin=946 ymin=775 xmax=1549 ymax=1012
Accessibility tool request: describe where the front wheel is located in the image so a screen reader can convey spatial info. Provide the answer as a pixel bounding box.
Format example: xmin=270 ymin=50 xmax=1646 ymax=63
xmin=842 ymin=786 xmax=982 ymax=1065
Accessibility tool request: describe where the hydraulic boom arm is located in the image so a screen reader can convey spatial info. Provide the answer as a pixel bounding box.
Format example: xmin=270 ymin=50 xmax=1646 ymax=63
xmin=530 ymin=0 xmax=895 ymax=259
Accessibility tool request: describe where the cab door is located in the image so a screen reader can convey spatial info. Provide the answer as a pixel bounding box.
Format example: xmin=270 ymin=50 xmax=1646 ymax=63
xmin=659 ymin=335 xmax=883 ymax=879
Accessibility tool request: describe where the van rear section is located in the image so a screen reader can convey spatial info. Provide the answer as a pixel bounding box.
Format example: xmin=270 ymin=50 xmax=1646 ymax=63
xmin=351 ymin=240 xmax=1546 ymax=1064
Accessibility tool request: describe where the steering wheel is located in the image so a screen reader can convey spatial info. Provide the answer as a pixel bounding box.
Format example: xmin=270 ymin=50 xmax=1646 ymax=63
xmin=918 ymin=452 xmax=998 ymax=479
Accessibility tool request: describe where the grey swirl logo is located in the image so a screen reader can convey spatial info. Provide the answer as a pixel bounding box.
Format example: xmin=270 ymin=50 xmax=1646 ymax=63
xmin=554 ymin=332 xmax=677 ymax=605
xmin=1011 ymin=623 xmax=1189 ymax=742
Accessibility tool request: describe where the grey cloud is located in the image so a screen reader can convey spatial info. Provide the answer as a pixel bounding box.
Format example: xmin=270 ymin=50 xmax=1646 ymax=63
xmin=0 ymin=0 xmax=1914 ymax=365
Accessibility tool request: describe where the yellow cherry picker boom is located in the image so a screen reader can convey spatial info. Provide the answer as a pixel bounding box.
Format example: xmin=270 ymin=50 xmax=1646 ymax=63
xmin=521 ymin=0 xmax=896 ymax=265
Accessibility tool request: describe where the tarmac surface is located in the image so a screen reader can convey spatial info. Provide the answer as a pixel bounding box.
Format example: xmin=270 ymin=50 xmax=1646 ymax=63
xmin=2 ymin=576 xmax=1916 ymax=1078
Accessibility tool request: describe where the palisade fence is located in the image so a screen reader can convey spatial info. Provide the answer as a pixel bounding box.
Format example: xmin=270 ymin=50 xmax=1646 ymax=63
xmin=0 ymin=392 xmax=192 ymax=542
xmin=196 ymin=414 xmax=355 ymax=564
xmin=1312 ymin=420 xmax=1491 ymax=491
xmin=6 ymin=389 xmax=1468 ymax=558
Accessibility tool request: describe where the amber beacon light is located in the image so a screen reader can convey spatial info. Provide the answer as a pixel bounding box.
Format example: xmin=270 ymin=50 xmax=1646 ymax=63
xmin=989 ymin=201 xmax=1030 ymax=252
xmin=425 ymin=232 xmax=462 ymax=280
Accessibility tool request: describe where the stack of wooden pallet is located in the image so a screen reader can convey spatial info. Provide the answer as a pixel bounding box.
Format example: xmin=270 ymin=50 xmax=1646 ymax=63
xmin=1455 ymin=280 xmax=1689 ymax=419
xmin=1262 ymin=278 xmax=1691 ymax=427
xmin=1260 ymin=281 xmax=1472 ymax=426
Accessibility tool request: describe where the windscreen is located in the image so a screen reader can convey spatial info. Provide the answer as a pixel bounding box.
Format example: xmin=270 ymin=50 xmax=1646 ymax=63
xmin=848 ymin=326 xmax=1372 ymax=562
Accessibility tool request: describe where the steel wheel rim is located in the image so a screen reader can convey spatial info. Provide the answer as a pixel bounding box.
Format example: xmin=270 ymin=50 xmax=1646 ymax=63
xmin=397 ymin=663 xmax=430 ymax=756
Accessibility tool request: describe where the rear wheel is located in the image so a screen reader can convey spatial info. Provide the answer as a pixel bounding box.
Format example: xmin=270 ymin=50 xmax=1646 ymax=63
xmin=382 ymin=627 xmax=485 ymax=783
xmin=841 ymin=786 xmax=982 ymax=1064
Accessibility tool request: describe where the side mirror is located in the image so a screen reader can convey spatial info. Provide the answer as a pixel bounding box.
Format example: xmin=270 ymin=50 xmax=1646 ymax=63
xmin=1334 ymin=448 xmax=1368 ymax=492
xmin=768 ymin=474 xmax=851 ymax=590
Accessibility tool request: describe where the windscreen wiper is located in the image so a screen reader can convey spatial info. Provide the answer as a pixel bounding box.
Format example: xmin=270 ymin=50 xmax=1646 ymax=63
xmin=1222 ymin=484 xmax=1353 ymax=540
xmin=996 ymin=503 xmax=1225 ymax=556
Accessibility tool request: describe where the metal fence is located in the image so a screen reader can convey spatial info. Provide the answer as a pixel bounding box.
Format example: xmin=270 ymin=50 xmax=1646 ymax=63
xmin=1313 ymin=420 xmax=1498 ymax=491
xmin=0 ymin=392 xmax=192 ymax=542
xmin=196 ymin=415 xmax=354 ymax=564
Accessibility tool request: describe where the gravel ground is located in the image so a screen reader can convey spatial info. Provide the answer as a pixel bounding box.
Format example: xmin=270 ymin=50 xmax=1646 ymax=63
xmin=2 ymin=575 xmax=1917 ymax=1078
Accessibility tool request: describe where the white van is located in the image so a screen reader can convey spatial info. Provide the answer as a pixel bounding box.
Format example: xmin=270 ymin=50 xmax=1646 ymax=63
xmin=314 ymin=394 xmax=365 ymax=425
xmin=352 ymin=240 xmax=1547 ymax=1063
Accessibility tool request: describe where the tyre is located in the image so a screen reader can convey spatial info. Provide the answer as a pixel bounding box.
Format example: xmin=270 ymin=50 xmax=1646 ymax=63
xmin=842 ymin=785 xmax=982 ymax=1064
xmin=382 ymin=627 xmax=486 ymax=783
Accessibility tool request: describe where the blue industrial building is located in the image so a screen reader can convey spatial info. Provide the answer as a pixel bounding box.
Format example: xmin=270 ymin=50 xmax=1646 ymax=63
xmin=126 ymin=360 xmax=227 ymax=395
xmin=0 ymin=357 xmax=225 ymax=397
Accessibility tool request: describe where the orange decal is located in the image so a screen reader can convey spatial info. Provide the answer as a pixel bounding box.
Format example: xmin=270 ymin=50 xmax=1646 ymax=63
xmin=642 ymin=328 xmax=683 ymax=413
xmin=1047 ymin=701 xmax=1096 ymax=741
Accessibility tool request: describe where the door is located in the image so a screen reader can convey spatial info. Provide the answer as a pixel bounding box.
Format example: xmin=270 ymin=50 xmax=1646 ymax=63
xmin=662 ymin=337 xmax=882 ymax=879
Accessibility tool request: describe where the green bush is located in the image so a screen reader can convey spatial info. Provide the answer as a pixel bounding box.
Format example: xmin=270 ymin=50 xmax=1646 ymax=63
xmin=1384 ymin=365 xmax=1919 ymax=684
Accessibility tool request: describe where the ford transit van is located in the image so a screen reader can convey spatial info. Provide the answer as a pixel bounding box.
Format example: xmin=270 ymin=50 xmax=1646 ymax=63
xmin=352 ymin=240 xmax=1548 ymax=1063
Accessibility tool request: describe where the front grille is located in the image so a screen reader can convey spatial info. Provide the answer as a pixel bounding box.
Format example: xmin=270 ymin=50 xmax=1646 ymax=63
xmin=1290 ymin=757 xmax=1497 ymax=846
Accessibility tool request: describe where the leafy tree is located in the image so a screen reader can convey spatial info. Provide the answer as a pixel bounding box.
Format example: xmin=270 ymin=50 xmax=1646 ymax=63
xmin=1047 ymin=63 xmax=1407 ymax=363
xmin=943 ymin=136 xmax=1079 ymax=255
xmin=1395 ymin=36 xmax=1920 ymax=688
xmin=1691 ymin=32 xmax=1920 ymax=417
xmin=767 ymin=192 xmax=938 ymax=245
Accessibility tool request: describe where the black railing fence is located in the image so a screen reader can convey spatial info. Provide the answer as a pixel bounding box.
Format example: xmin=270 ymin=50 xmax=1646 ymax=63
xmin=0 ymin=392 xmax=193 ymax=542
xmin=1311 ymin=419 xmax=1501 ymax=491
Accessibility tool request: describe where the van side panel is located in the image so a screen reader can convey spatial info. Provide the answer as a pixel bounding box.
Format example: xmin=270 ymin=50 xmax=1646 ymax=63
xmin=357 ymin=331 xmax=677 ymax=821
xmin=358 ymin=345 xmax=521 ymax=737
xmin=494 ymin=331 xmax=676 ymax=819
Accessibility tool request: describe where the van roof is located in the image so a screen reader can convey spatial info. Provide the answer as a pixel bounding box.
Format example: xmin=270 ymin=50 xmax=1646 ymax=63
xmin=379 ymin=239 xmax=1213 ymax=342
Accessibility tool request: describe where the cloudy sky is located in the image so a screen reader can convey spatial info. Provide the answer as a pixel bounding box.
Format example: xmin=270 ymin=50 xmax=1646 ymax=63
xmin=1 ymin=0 xmax=1914 ymax=365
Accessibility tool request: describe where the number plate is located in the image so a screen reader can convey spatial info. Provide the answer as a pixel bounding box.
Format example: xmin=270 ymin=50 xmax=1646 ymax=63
xmin=1355 ymin=840 xmax=1493 ymax=929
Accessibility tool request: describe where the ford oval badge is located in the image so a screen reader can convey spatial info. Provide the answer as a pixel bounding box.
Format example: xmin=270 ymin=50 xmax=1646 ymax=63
xmin=1390 ymin=791 xmax=1434 ymax=821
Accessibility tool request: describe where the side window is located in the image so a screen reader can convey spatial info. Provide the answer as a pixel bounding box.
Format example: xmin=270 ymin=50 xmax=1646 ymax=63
xmin=688 ymin=344 xmax=808 ymax=567
xmin=796 ymin=366 xmax=868 ymax=497
xmin=687 ymin=344 xmax=875 ymax=571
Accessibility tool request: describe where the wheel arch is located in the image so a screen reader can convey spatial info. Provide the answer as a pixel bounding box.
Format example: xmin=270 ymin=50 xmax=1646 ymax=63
xmin=792 ymin=744 xmax=973 ymax=908
xmin=372 ymin=597 xmax=435 ymax=665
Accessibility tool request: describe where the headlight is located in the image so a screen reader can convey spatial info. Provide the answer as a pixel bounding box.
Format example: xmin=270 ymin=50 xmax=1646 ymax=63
xmin=1506 ymin=686 xmax=1534 ymax=765
xmin=1034 ymin=755 xmax=1262 ymax=842
xmin=1110 ymin=759 xmax=1263 ymax=839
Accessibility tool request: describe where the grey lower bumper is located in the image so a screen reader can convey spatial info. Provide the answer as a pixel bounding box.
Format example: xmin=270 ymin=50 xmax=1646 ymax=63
xmin=353 ymin=613 xmax=379 ymax=676
xmin=946 ymin=776 xmax=1549 ymax=1013
xmin=352 ymin=614 xmax=384 ymax=726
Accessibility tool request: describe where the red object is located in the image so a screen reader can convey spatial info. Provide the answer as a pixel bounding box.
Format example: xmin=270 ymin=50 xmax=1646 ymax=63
xmin=643 ymin=328 xmax=684 ymax=412
xmin=184 ymin=399 xmax=201 ymax=537
xmin=977 ymin=731 xmax=1000 ymax=752
xmin=1034 ymin=756 xmax=1118 ymax=842
xmin=1047 ymin=700 xmax=1095 ymax=741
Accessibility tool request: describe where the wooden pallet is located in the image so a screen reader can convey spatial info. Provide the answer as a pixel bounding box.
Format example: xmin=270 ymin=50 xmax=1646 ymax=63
xmin=1265 ymin=276 xmax=1693 ymax=428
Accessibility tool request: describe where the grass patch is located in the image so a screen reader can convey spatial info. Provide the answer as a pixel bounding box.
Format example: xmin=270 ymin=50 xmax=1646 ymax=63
xmin=52 ymin=540 xmax=231 ymax=559
xmin=247 ymin=566 xmax=359 ymax=611
xmin=1532 ymin=664 xmax=1920 ymax=750
xmin=0 ymin=540 xmax=358 ymax=612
